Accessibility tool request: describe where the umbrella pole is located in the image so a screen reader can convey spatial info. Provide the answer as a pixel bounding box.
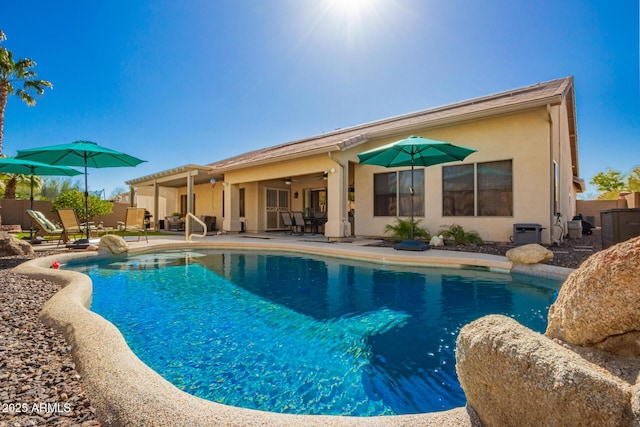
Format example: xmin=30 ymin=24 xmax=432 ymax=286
xmin=410 ymin=158 xmax=415 ymax=240
xmin=84 ymin=161 xmax=90 ymax=240
xmin=29 ymin=174 xmax=34 ymax=238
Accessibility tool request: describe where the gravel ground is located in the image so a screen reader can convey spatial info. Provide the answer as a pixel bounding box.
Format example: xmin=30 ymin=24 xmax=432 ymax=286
xmin=0 ymin=250 xmax=101 ymax=427
xmin=0 ymin=232 xmax=604 ymax=426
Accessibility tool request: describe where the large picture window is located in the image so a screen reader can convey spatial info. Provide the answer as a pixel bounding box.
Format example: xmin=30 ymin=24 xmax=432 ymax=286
xmin=399 ymin=170 xmax=424 ymax=216
xmin=442 ymin=160 xmax=512 ymax=217
xmin=442 ymin=164 xmax=474 ymax=216
xmin=478 ymin=160 xmax=513 ymax=216
xmin=374 ymin=172 xmax=396 ymax=216
xmin=374 ymin=170 xmax=424 ymax=217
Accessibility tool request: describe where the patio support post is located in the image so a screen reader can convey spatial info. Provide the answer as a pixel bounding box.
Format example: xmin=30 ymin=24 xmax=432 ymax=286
xmin=324 ymin=162 xmax=348 ymax=238
xmin=187 ymin=173 xmax=194 ymax=215
xmin=153 ymin=180 xmax=159 ymax=231
xmin=222 ymin=182 xmax=242 ymax=232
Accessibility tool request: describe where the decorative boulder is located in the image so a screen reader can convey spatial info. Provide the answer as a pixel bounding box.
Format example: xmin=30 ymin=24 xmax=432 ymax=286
xmin=456 ymin=315 xmax=634 ymax=427
xmin=546 ymin=236 xmax=640 ymax=355
xmin=429 ymin=235 xmax=445 ymax=247
xmin=505 ymin=243 xmax=553 ymax=264
xmin=0 ymin=236 xmax=34 ymax=256
xmin=98 ymin=234 xmax=128 ymax=254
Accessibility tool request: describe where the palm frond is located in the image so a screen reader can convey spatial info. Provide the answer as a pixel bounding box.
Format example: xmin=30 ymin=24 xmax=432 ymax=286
xmin=15 ymin=89 xmax=35 ymax=105
xmin=15 ymin=58 xmax=36 ymax=69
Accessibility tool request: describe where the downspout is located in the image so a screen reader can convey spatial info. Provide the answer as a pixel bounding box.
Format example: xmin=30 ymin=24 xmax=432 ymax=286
xmin=557 ymin=103 xmax=564 ymax=218
xmin=328 ymin=152 xmax=350 ymax=237
xmin=547 ymin=104 xmax=559 ymax=244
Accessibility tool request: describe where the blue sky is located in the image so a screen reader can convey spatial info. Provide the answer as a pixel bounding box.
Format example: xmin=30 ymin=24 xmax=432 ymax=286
xmin=2 ymin=0 xmax=638 ymax=198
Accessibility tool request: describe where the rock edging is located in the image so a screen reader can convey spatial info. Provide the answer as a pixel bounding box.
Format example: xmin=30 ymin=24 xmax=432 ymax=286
xmin=457 ymin=236 xmax=640 ymax=426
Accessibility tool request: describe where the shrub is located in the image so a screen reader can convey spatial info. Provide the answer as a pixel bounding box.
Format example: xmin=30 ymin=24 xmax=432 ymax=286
xmin=52 ymin=189 xmax=113 ymax=220
xmin=438 ymin=224 xmax=483 ymax=245
xmin=384 ymin=218 xmax=430 ymax=241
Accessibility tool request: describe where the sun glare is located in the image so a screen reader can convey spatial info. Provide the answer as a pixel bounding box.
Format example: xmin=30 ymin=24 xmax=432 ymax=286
xmin=324 ymin=0 xmax=381 ymax=47
xmin=333 ymin=0 xmax=376 ymax=18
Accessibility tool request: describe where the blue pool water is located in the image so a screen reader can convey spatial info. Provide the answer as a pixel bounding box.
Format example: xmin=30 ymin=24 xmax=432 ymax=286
xmin=67 ymin=250 xmax=560 ymax=416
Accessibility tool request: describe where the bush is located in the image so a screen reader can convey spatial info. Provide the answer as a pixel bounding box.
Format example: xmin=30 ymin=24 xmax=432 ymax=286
xmin=384 ymin=218 xmax=430 ymax=241
xmin=52 ymin=189 xmax=113 ymax=221
xmin=438 ymin=224 xmax=483 ymax=245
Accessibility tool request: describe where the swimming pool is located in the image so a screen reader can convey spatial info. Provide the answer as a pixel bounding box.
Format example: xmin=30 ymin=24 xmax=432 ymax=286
xmin=68 ymin=249 xmax=559 ymax=417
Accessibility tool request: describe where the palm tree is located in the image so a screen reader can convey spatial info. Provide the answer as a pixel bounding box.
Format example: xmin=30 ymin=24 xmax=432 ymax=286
xmin=2 ymin=173 xmax=41 ymax=199
xmin=0 ymin=30 xmax=53 ymax=155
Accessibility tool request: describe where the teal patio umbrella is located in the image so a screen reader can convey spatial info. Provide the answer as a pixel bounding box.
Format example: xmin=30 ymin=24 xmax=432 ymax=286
xmin=0 ymin=158 xmax=83 ymax=238
xmin=358 ymin=136 xmax=476 ymax=250
xmin=16 ymin=140 xmax=146 ymax=240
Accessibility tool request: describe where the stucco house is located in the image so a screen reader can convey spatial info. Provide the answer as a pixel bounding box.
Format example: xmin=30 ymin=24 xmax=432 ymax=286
xmin=127 ymin=76 xmax=583 ymax=245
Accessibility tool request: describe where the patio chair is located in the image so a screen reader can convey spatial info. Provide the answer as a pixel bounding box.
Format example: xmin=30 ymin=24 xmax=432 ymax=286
xmin=280 ymin=211 xmax=294 ymax=234
xmin=292 ymin=211 xmax=311 ymax=234
xmin=26 ymin=209 xmax=68 ymax=245
xmin=57 ymin=208 xmax=96 ymax=241
xmin=309 ymin=212 xmax=327 ymax=234
xmin=118 ymin=207 xmax=149 ymax=242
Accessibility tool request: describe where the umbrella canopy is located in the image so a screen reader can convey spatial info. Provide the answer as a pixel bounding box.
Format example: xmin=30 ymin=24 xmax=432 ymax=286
xmin=16 ymin=140 xmax=146 ymax=240
xmin=358 ymin=136 xmax=476 ymax=246
xmin=0 ymin=158 xmax=83 ymax=238
xmin=357 ymin=135 xmax=477 ymax=168
xmin=0 ymin=157 xmax=83 ymax=207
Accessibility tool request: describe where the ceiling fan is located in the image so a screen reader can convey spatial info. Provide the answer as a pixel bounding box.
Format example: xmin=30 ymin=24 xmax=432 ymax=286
xmin=282 ymin=177 xmax=299 ymax=185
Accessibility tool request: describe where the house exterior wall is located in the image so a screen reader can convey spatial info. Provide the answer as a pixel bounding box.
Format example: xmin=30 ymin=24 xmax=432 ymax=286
xmin=223 ymin=155 xmax=337 ymax=184
xmin=351 ymin=108 xmax=565 ymax=244
xmin=136 ymin=186 xmax=176 ymax=223
xmin=127 ymin=81 xmax=578 ymax=243
xmin=177 ymin=183 xmax=219 ymax=217
xmin=174 ymin=183 xmax=224 ymax=231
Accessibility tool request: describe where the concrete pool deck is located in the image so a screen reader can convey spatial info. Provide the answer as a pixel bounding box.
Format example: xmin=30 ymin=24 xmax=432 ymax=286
xmin=17 ymin=234 xmax=572 ymax=426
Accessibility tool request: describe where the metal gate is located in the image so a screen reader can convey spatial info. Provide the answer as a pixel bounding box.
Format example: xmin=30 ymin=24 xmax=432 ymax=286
xmin=265 ymin=188 xmax=289 ymax=230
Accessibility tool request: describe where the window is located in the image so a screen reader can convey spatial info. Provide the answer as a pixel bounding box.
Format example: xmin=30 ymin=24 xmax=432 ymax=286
xmin=180 ymin=194 xmax=196 ymax=216
xmin=239 ymin=188 xmax=245 ymax=217
xmin=374 ymin=172 xmax=396 ymax=216
xmin=303 ymin=188 xmax=327 ymax=217
xmin=399 ymin=170 xmax=424 ymax=216
xmin=442 ymin=164 xmax=474 ymax=216
xmin=374 ymin=170 xmax=424 ymax=217
xmin=442 ymin=160 xmax=512 ymax=217
xmin=478 ymin=160 xmax=513 ymax=216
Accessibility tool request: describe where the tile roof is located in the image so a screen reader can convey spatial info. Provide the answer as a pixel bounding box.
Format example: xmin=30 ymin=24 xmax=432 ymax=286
xmin=209 ymin=76 xmax=576 ymax=172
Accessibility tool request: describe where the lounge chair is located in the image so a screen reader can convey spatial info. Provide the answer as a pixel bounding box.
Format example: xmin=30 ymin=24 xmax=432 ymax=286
xmin=26 ymin=209 xmax=68 ymax=245
xmin=118 ymin=207 xmax=149 ymax=242
xmin=57 ymin=208 xmax=96 ymax=241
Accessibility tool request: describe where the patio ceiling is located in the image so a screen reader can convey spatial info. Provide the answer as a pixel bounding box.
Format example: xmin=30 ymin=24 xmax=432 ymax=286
xmin=259 ymin=170 xmax=331 ymax=187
